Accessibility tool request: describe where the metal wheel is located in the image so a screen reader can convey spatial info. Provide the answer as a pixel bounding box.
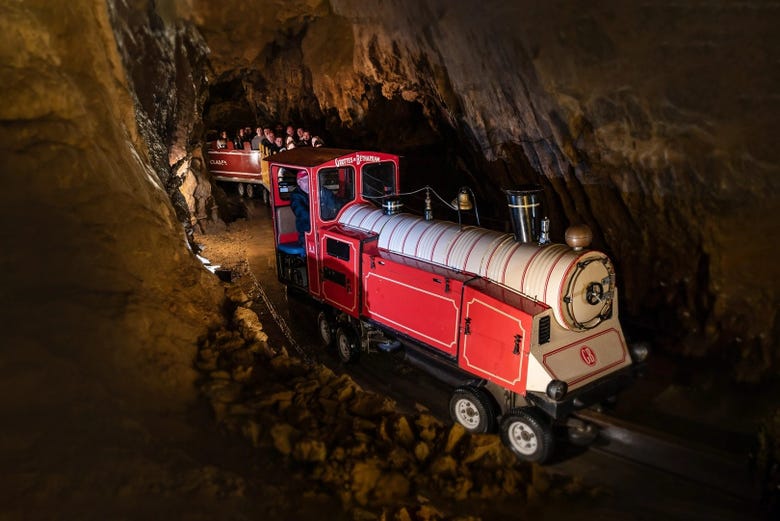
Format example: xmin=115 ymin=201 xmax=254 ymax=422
xmin=317 ymin=311 xmax=335 ymax=348
xmin=449 ymin=386 xmax=498 ymax=433
xmin=335 ymin=326 xmax=360 ymax=364
xmin=246 ymin=183 xmax=254 ymax=198
xmin=237 ymin=183 xmax=245 ymax=197
xmin=500 ymin=407 xmax=554 ymax=463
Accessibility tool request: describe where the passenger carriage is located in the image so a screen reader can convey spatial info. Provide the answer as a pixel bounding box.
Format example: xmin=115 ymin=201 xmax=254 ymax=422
xmin=206 ymin=140 xmax=272 ymax=199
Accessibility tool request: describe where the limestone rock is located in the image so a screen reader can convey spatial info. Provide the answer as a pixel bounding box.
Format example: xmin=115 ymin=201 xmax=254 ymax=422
xmin=293 ymin=439 xmax=328 ymax=463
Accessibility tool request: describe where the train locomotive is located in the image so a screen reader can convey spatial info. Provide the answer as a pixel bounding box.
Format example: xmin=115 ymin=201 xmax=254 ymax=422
xmin=267 ymin=147 xmax=647 ymax=462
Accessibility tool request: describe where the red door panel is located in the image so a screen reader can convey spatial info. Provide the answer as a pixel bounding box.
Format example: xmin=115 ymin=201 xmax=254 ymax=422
xmin=362 ymin=255 xmax=461 ymax=356
xmin=459 ymin=286 xmax=532 ymax=394
xmin=319 ymin=233 xmax=359 ymax=315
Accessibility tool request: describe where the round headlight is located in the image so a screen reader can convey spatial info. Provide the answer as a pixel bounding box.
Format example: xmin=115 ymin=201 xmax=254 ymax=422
xmin=629 ymin=342 xmax=650 ymax=363
xmin=546 ymin=379 xmax=568 ymax=401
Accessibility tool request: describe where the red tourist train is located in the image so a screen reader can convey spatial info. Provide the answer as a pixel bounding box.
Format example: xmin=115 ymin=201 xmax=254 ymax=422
xmin=266 ymin=147 xmax=647 ymax=462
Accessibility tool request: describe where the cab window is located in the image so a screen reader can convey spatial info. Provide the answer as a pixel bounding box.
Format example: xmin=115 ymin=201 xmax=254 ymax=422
xmin=362 ymin=161 xmax=396 ymax=199
xmin=318 ymin=167 xmax=355 ymax=221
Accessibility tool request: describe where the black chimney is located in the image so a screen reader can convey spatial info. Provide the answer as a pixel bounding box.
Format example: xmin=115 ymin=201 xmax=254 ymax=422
xmin=505 ymin=186 xmax=543 ymax=243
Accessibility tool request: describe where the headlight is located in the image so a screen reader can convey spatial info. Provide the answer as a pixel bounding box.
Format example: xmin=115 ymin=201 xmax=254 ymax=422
xmin=546 ymin=379 xmax=568 ymax=400
xmin=629 ymin=341 xmax=650 ymax=363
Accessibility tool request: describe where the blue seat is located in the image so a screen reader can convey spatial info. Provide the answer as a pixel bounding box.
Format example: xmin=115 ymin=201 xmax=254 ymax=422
xmin=278 ymin=242 xmax=305 ymax=256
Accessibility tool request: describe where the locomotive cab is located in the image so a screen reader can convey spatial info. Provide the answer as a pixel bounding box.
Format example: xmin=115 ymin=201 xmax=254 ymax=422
xmin=267 ymin=148 xmax=400 ymax=293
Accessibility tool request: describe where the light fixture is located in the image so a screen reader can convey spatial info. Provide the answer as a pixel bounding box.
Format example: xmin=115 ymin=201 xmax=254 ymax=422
xmin=546 ymin=379 xmax=568 ymax=400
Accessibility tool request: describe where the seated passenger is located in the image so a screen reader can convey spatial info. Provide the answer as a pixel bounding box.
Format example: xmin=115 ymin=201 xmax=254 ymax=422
xmin=233 ymin=128 xmax=245 ymax=150
xmin=250 ymin=127 xmax=262 ymax=150
xmin=216 ymin=130 xmax=228 ymax=149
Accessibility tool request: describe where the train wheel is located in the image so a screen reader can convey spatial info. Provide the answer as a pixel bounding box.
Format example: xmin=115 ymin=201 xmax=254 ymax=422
xmin=500 ymin=408 xmax=554 ymax=463
xmin=246 ymin=183 xmax=254 ymax=198
xmin=449 ymin=386 xmax=498 ymax=433
xmin=237 ymin=183 xmax=245 ymax=197
xmin=335 ymin=326 xmax=360 ymax=364
xmin=317 ymin=311 xmax=335 ymax=348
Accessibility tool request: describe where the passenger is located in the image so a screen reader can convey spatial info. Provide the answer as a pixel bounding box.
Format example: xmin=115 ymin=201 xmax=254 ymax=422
xmin=300 ymin=130 xmax=311 ymax=147
xmin=296 ymin=127 xmax=305 ymax=142
xmin=311 ymin=136 xmax=324 ymax=148
xmin=262 ymin=129 xmax=278 ymax=152
xmin=216 ymin=130 xmax=229 ymax=149
xmin=233 ymin=128 xmax=245 ymax=150
xmin=250 ymin=127 xmax=263 ymax=150
xmin=274 ymin=136 xmax=285 ymax=150
xmin=289 ymin=170 xmax=311 ymax=246
xmin=286 ymin=125 xmax=296 ymax=143
xmin=286 ymin=135 xmax=296 ymax=149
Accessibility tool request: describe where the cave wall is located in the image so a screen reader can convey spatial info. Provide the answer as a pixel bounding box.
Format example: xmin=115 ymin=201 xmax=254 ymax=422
xmin=0 ymin=0 xmax=225 ymax=407
xmin=191 ymin=0 xmax=779 ymax=378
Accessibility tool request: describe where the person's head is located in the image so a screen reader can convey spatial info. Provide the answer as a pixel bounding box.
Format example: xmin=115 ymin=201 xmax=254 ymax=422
xmin=297 ymin=127 xmax=304 ymax=138
xmin=255 ymin=127 xmax=262 ymax=136
xmin=275 ymin=136 xmax=283 ymax=147
xmin=220 ymin=130 xmax=227 ymax=138
xmin=286 ymin=125 xmax=294 ymax=137
xmin=296 ymin=170 xmax=309 ymax=193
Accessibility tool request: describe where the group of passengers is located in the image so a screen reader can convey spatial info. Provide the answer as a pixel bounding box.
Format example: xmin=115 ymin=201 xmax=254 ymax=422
xmin=215 ymin=124 xmax=325 ymax=152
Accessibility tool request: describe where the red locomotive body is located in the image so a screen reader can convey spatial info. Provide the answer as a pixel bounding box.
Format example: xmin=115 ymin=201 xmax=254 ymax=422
xmin=267 ymin=148 xmax=645 ymax=462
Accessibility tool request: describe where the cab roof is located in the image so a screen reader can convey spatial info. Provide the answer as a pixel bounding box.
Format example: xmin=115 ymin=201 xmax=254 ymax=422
xmin=264 ymin=147 xmax=360 ymax=167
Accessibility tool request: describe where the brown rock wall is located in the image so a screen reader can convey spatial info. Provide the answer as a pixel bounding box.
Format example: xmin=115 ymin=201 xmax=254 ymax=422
xmin=0 ymin=0 xmax=224 ymax=406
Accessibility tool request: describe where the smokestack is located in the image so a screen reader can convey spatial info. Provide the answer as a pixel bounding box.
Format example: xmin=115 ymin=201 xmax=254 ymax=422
xmin=505 ymin=186 xmax=543 ymax=243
